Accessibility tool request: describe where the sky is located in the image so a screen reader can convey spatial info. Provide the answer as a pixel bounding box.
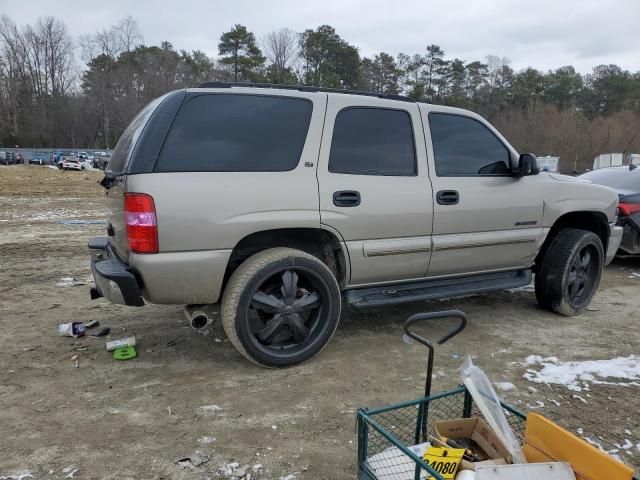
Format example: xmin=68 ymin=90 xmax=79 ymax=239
xmin=2 ymin=0 xmax=639 ymax=73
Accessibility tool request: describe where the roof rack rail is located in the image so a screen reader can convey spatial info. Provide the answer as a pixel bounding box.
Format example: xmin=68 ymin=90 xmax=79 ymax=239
xmin=197 ymin=81 xmax=415 ymax=103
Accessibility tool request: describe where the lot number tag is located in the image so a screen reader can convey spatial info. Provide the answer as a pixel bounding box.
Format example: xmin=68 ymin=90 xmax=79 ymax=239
xmin=422 ymin=446 xmax=464 ymax=479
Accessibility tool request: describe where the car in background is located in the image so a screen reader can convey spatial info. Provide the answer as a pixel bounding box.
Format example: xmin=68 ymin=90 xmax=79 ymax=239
xmin=92 ymin=151 xmax=110 ymax=170
xmin=580 ymin=165 xmax=640 ymax=255
xmin=15 ymin=152 xmax=24 ymax=164
xmin=0 ymin=151 xmax=9 ymax=165
xmin=62 ymin=156 xmax=85 ymax=171
xmin=3 ymin=152 xmax=18 ymax=164
xmin=29 ymin=153 xmax=47 ymax=165
xmin=55 ymin=151 xmax=74 ymax=169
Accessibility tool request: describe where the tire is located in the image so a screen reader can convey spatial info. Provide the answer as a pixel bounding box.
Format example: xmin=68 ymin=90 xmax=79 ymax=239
xmin=221 ymin=247 xmax=341 ymax=368
xmin=535 ymin=228 xmax=604 ymax=316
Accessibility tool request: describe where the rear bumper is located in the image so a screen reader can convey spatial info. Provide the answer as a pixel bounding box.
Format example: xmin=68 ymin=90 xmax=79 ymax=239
xmin=89 ymin=237 xmax=144 ymax=306
xmin=89 ymin=237 xmax=232 ymax=305
xmin=605 ymin=223 xmax=624 ymax=264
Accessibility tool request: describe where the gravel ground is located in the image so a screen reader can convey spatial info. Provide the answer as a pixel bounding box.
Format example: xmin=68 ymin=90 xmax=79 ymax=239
xmin=1 ymin=165 xmax=639 ymax=479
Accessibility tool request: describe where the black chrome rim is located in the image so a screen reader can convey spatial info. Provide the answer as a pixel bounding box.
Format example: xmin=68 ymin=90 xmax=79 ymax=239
xmin=567 ymin=245 xmax=598 ymax=305
xmin=244 ymin=267 xmax=329 ymax=358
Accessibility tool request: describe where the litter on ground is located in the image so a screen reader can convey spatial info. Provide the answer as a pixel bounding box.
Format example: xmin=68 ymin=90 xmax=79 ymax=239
xmin=198 ymin=404 xmax=223 ymax=414
xmin=56 ymin=277 xmax=75 ymax=287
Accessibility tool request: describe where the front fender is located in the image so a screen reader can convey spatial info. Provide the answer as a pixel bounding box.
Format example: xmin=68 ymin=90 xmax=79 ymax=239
xmin=542 ymin=182 xmax=618 ymax=227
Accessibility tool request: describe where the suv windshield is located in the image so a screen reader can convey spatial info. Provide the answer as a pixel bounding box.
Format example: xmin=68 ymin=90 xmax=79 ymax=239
xmin=108 ymin=94 xmax=168 ymax=174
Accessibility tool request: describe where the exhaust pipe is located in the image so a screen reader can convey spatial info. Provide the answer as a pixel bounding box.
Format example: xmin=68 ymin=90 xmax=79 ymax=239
xmin=184 ymin=304 xmax=216 ymax=330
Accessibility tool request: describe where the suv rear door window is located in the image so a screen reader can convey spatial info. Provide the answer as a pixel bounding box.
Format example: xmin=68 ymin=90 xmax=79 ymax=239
xmin=429 ymin=113 xmax=512 ymax=176
xmin=329 ymin=107 xmax=416 ymax=176
xmin=156 ymin=94 xmax=312 ymax=172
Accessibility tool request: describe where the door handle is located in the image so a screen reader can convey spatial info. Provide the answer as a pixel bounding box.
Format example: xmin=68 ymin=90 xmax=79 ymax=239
xmin=333 ymin=190 xmax=361 ymax=207
xmin=436 ymin=190 xmax=459 ymax=205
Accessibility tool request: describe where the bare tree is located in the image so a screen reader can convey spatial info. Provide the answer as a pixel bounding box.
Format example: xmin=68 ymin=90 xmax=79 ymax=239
xmin=113 ymin=16 xmax=142 ymax=53
xmin=486 ymin=55 xmax=511 ymax=89
xmin=262 ymin=28 xmax=299 ymax=81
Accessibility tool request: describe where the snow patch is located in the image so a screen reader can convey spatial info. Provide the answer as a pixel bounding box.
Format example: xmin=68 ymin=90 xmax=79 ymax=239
xmin=197 ymin=436 xmax=216 ymax=444
xmin=0 ymin=471 xmax=35 ymax=480
xmin=494 ymin=381 xmax=516 ymax=392
xmin=62 ymin=465 xmax=79 ymax=478
xmin=523 ymin=355 xmax=640 ymax=391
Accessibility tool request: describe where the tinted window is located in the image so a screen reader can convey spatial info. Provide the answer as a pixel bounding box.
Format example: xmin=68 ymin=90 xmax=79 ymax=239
xmin=108 ymin=94 xmax=166 ymax=173
xmin=155 ymin=94 xmax=312 ymax=172
xmin=329 ymin=108 xmax=416 ymax=176
xmin=429 ymin=113 xmax=512 ymax=176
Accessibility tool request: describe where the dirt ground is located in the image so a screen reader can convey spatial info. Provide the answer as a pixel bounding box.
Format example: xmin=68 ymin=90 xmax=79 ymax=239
xmin=1 ymin=165 xmax=639 ymax=480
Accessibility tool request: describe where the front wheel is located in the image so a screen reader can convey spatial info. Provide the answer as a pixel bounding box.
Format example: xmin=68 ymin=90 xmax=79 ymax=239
xmin=221 ymin=247 xmax=341 ymax=367
xmin=535 ymin=228 xmax=604 ymax=316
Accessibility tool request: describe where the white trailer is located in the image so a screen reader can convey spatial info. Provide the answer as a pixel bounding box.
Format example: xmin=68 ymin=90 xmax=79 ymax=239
xmin=593 ymin=153 xmax=624 ymax=169
xmin=536 ymin=156 xmax=560 ymax=172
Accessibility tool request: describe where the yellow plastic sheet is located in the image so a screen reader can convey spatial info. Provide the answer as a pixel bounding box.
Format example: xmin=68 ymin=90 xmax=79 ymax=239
xmin=523 ymin=413 xmax=633 ymax=480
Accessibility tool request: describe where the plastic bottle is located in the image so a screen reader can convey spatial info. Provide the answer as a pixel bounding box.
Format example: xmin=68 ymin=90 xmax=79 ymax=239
xmin=106 ymin=337 xmax=136 ymax=351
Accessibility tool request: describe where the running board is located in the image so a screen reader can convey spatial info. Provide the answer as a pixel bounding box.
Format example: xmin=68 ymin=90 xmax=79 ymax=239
xmin=345 ymin=269 xmax=532 ymax=308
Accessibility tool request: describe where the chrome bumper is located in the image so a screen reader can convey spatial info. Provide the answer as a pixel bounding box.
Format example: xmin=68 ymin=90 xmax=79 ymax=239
xmin=605 ymin=223 xmax=624 ymax=265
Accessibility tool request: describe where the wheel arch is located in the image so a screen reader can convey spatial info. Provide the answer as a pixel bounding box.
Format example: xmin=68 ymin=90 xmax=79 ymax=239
xmin=535 ymin=211 xmax=609 ymax=272
xmin=223 ymin=227 xmax=349 ymax=291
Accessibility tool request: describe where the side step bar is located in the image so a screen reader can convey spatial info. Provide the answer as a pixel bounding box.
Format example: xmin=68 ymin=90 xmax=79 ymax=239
xmin=345 ymin=269 xmax=532 ymax=308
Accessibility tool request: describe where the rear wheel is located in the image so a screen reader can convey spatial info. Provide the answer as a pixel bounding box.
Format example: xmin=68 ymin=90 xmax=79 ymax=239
xmin=535 ymin=228 xmax=603 ymax=316
xmin=221 ymin=247 xmax=341 ymax=367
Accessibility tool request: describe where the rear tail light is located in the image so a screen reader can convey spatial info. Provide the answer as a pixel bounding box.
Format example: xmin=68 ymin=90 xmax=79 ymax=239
xmin=618 ymin=202 xmax=640 ymax=216
xmin=124 ymin=193 xmax=158 ymax=254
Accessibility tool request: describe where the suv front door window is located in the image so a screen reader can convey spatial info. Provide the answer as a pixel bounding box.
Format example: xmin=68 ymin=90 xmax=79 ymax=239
xmin=429 ymin=113 xmax=512 ymax=176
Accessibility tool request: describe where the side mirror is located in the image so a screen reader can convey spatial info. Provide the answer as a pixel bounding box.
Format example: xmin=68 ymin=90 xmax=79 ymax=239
xmin=515 ymin=153 xmax=539 ymax=177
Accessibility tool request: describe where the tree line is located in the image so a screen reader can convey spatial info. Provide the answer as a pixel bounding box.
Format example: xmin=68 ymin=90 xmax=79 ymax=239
xmin=1 ymin=16 xmax=639 ymax=172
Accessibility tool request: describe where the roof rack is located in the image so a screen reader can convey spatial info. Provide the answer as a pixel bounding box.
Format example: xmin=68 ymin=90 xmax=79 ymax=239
xmin=197 ymin=81 xmax=414 ymax=103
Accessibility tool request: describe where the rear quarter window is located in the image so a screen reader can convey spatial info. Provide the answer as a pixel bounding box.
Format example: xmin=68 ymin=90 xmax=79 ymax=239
xmin=155 ymin=94 xmax=313 ymax=172
xmin=108 ymin=94 xmax=167 ymax=174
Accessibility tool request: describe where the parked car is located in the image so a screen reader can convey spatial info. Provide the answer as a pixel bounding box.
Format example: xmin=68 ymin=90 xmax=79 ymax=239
xmin=62 ymin=157 xmax=85 ymax=171
xmin=15 ymin=152 xmax=24 ymax=164
xmin=0 ymin=151 xmax=8 ymax=165
xmin=580 ymin=165 xmax=640 ymax=255
xmin=89 ymin=84 xmax=622 ymax=367
xmin=92 ymin=151 xmax=111 ymax=170
xmin=1 ymin=152 xmax=19 ymax=164
xmin=29 ymin=153 xmax=47 ymax=165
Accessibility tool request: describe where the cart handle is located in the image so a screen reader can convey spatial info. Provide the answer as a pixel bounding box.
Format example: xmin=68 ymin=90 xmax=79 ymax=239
xmin=403 ymin=310 xmax=468 ymax=398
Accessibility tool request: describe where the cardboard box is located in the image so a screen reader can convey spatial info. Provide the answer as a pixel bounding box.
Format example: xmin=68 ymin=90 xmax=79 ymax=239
xmin=434 ymin=417 xmax=512 ymax=471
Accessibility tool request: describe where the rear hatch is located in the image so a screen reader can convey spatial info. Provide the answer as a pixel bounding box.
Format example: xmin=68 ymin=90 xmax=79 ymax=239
xmin=103 ymin=95 xmax=173 ymax=260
